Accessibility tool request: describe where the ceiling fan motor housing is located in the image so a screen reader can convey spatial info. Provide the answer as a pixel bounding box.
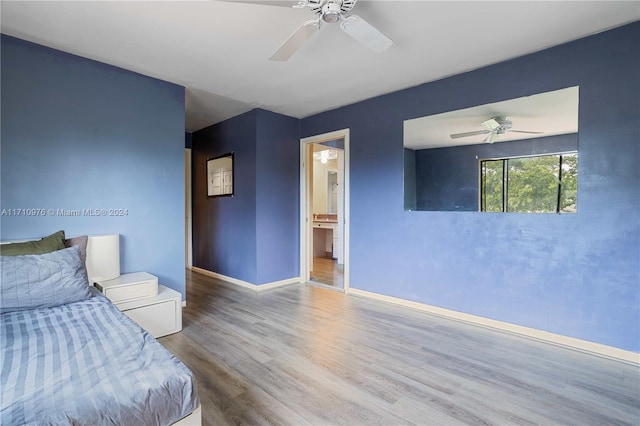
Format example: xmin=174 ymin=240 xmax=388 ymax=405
xmin=495 ymin=116 xmax=513 ymax=134
xmin=311 ymin=0 xmax=358 ymax=22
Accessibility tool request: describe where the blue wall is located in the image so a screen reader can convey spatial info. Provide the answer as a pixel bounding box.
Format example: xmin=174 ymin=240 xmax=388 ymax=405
xmin=192 ymin=110 xmax=258 ymax=283
xmin=301 ymin=23 xmax=640 ymax=352
xmin=192 ymin=109 xmax=299 ymax=285
xmin=413 ymin=134 xmax=578 ymax=211
xmin=255 ymin=110 xmax=300 ymax=284
xmin=1 ymin=35 xmax=187 ymax=298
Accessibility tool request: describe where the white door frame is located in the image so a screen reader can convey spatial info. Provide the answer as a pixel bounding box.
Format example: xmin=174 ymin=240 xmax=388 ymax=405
xmin=185 ymin=148 xmax=193 ymax=269
xmin=299 ymin=129 xmax=350 ymax=292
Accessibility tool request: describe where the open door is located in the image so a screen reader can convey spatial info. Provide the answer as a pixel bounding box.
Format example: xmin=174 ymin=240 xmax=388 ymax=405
xmin=300 ymin=129 xmax=350 ymax=292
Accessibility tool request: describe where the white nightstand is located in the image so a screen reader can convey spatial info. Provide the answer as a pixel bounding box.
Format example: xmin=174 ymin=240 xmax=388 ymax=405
xmin=115 ymin=285 xmax=183 ymax=338
xmin=94 ymin=272 xmax=158 ymax=304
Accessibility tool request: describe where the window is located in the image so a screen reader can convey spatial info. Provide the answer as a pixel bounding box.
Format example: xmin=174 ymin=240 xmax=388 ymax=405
xmin=480 ymin=153 xmax=577 ymax=213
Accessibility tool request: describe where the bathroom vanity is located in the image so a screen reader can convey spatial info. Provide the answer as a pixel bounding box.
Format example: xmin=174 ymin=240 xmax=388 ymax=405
xmin=313 ymin=214 xmax=341 ymax=262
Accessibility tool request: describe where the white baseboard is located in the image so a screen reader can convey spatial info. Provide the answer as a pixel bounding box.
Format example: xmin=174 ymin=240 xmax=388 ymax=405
xmin=191 ymin=267 xmax=300 ymax=292
xmin=348 ymin=288 xmax=639 ymax=365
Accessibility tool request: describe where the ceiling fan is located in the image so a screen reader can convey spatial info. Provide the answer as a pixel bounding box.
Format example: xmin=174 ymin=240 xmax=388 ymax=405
xmin=222 ymin=0 xmax=393 ymax=61
xmin=450 ymin=116 xmax=543 ymax=143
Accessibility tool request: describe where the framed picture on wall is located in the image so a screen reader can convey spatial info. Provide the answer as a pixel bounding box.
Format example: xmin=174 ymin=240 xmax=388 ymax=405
xmin=207 ymin=152 xmax=234 ymax=197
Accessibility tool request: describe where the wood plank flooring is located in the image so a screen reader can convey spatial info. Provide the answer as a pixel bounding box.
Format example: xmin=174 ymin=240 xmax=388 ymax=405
xmin=160 ymin=270 xmax=640 ymax=426
xmin=310 ymin=257 xmax=344 ymax=288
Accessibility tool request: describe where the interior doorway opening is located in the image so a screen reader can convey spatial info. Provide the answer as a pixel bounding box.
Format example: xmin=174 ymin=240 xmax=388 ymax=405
xmin=310 ymin=142 xmax=344 ymax=287
xmin=300 ymin=130 xmax=350 ymax=291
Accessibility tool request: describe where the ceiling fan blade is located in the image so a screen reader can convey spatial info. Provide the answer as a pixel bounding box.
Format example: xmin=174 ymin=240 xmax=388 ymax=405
xmin=217 ymin=0 xmax=305 ymax=8
xmin=450 ymin=130 xmax=490 ymax=139
xmin=481 ymin=118 xmax=501 ymax=131
xmin=510 ymin=130 xmax=544 ymax=134
xmin=339 ymin=15 xmax=393 ymax=53
xmin=485 ymin=133 xmax=500 ymax=143
xmin=269 ymin=20 xmax=319 ymax=61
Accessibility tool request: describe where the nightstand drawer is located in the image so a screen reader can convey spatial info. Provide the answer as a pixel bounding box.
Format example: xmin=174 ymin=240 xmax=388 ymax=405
xmin=106 ymin=282 xmax=153 ymax=303
xmin=123 ymin=299 xmax=178 ymax=338
xmin=116 ymin=285 xmax=182 ymax=338
xmin=95 ymin=272 xmax=158 ymax=304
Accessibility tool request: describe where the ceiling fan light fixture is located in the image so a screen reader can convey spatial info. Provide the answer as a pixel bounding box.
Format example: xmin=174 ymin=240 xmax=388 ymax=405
xmin=321 ymin=2 xmax=342 ymax=23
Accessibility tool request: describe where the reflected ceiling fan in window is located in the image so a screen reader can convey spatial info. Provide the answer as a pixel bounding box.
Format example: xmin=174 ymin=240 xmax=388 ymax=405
xmin=450 ymin=116 xmax=543 ymax=143
xmin=221 ymin=0 xmax=393 ymax=61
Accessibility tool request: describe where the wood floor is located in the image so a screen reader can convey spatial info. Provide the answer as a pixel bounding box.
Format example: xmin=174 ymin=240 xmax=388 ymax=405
xmin=160 ymin=270 xmax=640 ymax=426
xmin=310 ymin=257 xmax=344 ymax=288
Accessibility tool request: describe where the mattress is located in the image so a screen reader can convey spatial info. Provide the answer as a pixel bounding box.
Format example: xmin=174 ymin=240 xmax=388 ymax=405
xmin=0 ymin=290 xmax=199 ymax=425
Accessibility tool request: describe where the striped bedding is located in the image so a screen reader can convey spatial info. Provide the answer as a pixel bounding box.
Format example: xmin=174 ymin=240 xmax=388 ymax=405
xmin=1 ymin=289 xmax=199 ymax=425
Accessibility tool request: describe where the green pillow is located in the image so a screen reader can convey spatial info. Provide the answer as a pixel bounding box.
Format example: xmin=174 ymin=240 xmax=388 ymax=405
xmin=0 ymin=230 xmax=66 ymax=256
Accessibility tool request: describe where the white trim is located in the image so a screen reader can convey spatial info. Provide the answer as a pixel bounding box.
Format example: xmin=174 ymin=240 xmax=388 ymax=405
xmin=185 ymin=148 xmax=193 ymax=269
xmin=192 ymin=267 xmax=299 ymax=292
xmin=299 ymin=129 xmax=350 ymax=292
xmin=182 ymin=301 xmax=186 ymax=307
xmin=348 ymin=288 xmax=639 ymax=365
xmin=299 ymin=141 xmax=311 ymax=282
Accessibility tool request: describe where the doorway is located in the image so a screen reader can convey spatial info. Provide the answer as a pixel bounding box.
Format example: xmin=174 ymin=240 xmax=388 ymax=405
xmin=300 ymin=129 xmax=349 ymax=291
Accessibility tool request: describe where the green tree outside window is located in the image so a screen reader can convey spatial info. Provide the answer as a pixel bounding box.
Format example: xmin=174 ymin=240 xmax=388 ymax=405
xmin=480 ymin=153 xmax=578 ymax=213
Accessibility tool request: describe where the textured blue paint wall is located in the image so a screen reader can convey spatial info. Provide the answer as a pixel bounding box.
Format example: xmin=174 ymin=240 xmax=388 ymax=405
xmin=192 ymin=109 xmax=299 ymax=285
xmin=1 ymin=35 xmax=187 ymax=298
xmin=255 ymin=110 xmax=300 ymax=284
xmin=414 ymin=134 xmax=578 ymax=211
xmin=192 ymin=110 xmax=258 ymax=283
xmin=301 ymin=23 xmax=639 ymax=351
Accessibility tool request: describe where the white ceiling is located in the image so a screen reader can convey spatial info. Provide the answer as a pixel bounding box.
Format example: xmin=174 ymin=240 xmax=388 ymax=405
xmin=404 ymin=86 xmax=579 ymax=150
xmin=1 ymin=1 xmax=638 ymax=132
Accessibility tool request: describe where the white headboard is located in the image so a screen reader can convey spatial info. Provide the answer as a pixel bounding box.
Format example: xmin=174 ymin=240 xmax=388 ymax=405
xmin=86 ymin=234 xmax=120 ymax=283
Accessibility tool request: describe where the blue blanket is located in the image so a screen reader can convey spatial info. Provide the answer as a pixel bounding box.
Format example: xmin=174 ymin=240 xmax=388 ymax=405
xmin=1 ymin=291 xmax=199 ymax=425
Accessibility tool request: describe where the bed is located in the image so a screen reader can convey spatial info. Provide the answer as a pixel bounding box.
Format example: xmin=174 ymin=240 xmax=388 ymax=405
xmin=0 ymin=232 xmax=201 ymax=425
